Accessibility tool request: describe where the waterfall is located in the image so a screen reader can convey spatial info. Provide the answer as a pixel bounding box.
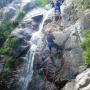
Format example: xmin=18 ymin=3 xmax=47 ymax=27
xmin=39 ymin=8 xmax=54 ymax=32
xmin=21 ymin=8 xmax=53 ymax=90
xmin=22 ymin=45 xmax=37 ymax=90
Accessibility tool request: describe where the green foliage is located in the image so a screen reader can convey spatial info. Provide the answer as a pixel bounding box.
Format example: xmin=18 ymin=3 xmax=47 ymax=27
xmin=81 ymin=0 xmax=90 ymax=9
xmin=83 ymin=49 xmax=90 ymax=65
xmin=73 ymin=0 xmax=90 ymax=16
xmin=0 ymin=68 xmax=11 ymax=80
xmin=5 ymin=57 xmax=14 ymax=68
xmin=0 ymin=36 xmax=18 ymax=55
xmin=75 ymin=0 xmax=90 ymax=10
xmin=0 ymin=10 xmax=24 ymax=48
xmin=81 ymin=29 xmax=90 ymax=65
xmin=0 ymin=56 xmax=14 ymax=80
xmin=9 ymin=36 xmax=18 ymax=47
xmin=16 ymin=9 xmax=25 ymax=18
xmin=36 ymin=0 xmax=50 ymax=7
xmin=0 ymin=46 xmax=10 ymax=55
xmin=0 ymin=21 xmax=18 ymax=47
xmin=0 ymin=37 xmax=18 ymax=80
xmin=0 ymin=10 xmax=22 ymax=80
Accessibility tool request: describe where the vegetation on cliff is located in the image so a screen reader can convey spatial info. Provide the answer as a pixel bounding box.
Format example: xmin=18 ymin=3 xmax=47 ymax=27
xmin=0 ymin=36 xmax=18 ymax=89
xmin=0 ymin=21 xmax=18 ymax=47
xmin=0 ymin=0 xmax=90 ymax=90
xmin=0 ymin=10 xmax=25 ymax=48
xmin=0 ymin=36 xmax=18 ymax=67
xmin=73 ymin=0 xmax=90 ymax=16
xmin=81 ymin=29 xmax=90 ymax=65
xmin=36 ymin=0 xmax=50 ymax=6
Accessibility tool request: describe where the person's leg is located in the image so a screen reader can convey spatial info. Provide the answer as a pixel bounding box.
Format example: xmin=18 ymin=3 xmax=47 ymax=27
xmin=49 ymin=46 xmax=52 ymax=54
xmin=59 ymin=9 xmax=62 ymax=19
xmin=55 ymin=9 xmax=61 ymax=21
xmin=52 ymin=43 xmax=59 ymax=54
xmin=55 ymin=9 xmax=60 ymax=21
xmin=57 ymin=9 xmax=60 ymax=20
xmin=53 ymin=43 xmax=63 ymax=56
xmin=54 ymin=9 xmax=57 ymax=21
xmin=52 ymin=9 xmax=55 ymax=21
xmin=48 ymin=43 xmax=52 ymax=54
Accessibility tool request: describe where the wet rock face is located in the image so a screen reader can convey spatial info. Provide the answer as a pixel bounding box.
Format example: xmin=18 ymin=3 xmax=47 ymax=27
xmin=28 ymin=48 xmax=50 ymax=90
xmin=0 ymin=0 xmax=35 ymax=23
xmin=0 ymin=55 xmax=6 ymax=73
xmin=0 ymin=7 xmax=44 ymax=90
xmin=0 ymin=0 xmax=20 ymax=22
xmin=29 ymin=0 xmax=89 ymax=89
xmin=61 ymin=1 xmax=78 ymax=28
xmin=62 ymin=80 xmax=75 ymax=90
xmin=48 ymin=22 xmax=83 ymax=82
xmin=75 ymin=68 xmax=90 ymax=90
xmin=60 ymin=0 xmax=90 ymax=90
xmin=28 ymin=37 xmax=65 ymax=90
xmin=11 ymin=8 xmax=44 ymax=58
xmin=62 ymin=68 xmax=90 ymax=90
xmin=0 ymin=0 xmax=89 ymax=89
xmin=62 ymin=25 xmax=84 ymax=80
xmin=28 ymin=10 xmax=84 ymax=90
xmin=22 ymin=2 xmax=35 ymax=13
xmin=80 ymin=12 xmax=90 ymax=30
xmin=9 ymin=37 xmax=30 ymax=58
xmin=0 ymin=0 xmax=13 ymax=8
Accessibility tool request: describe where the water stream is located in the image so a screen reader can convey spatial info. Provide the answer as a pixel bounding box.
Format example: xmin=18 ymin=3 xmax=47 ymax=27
xmin=21 ymin=8 xmax=54 ymax=90
xmin=22 ymin=45 xmax=37 ymax=90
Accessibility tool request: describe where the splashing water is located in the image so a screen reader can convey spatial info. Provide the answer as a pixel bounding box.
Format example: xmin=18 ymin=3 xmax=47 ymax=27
xmin=21 ymin=8 xmax=54 ymax=90
xmin=39 ymin=8 xmax=54 ymax=32
xmin=22 ymin=45 xmax=37 ymax=90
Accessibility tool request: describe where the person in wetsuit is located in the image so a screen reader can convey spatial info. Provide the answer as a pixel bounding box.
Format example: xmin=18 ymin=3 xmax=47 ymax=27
xmin=47 ymin=31 xmax=59 ymax=54
xmin=51 ymin=0 xmax=63 ymax=21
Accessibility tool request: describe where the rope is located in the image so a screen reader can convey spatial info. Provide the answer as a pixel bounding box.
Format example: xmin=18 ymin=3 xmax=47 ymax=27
xmin=44 ymin=52 xmax=52 ymax=90
xmin=44 ymin=49 xmax=60 ymax=90
xmin=44 ymin=49 xmax=61 ymax=90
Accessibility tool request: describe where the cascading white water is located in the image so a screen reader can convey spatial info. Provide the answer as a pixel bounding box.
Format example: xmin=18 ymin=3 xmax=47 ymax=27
xmin=39 ymin=8 xmax=54 ymax=32
xmin=22 ymin=45 xmax=37 ymax=90
xmin=21 ymin=8 xmax=54 ymax=90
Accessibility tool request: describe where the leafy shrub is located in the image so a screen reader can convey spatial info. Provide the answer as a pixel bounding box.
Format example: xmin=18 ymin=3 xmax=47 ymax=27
xmin=16 ymin=9 xmax=25 ymax=19
xmin=81 ymin=0 xmax=90 ymax=9
xmin=83 ymin=48 xmax=90 ymax=65
xmin=5 ymin=57 xmax=14 ymax=68
xmin=81 ymin=29 xmax=90 ymax=65
xmin=0 ymin=36 xmax=18 ymax=55
xmin=0 ymin=68 xmax=11 ymax=80
xmin=9 ymin=36 xmax=18 ymax=47
xmin=73 ymin=0 xmax=90 ymax=16
xmin=36 ymin=0 xmax=50 ymax=7
xmin=0 ymin=56 xmax=14 ymax=80
xmin=0 ymin=9 xmax=25 ymax=48
xmin=0 ymin=21 xmax=18 ymax=47
xmin=0 ymin=47 xmax=10 ymax=55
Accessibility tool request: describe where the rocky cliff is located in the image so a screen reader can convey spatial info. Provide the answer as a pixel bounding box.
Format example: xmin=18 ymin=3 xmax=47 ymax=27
xmin=28 ymin=0 xmax=90 ymax=89
xmin=0 ymin=0 xmax=90 ymax=90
